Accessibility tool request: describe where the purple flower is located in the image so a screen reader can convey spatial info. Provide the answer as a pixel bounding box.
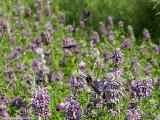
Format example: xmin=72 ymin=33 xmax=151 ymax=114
xmin=92 ymin=32 xmax=99 ymax=46
xmin=37 ymin=0 xmax=42 ymax=11
xmin=143 ymin=28 xmax=150 ymax=40
xmin=55 ymin=71 xmax=64 ymax=81
xmin=145 ymin=76 xmax=153 ymax=97
xmin=103 ymin=73 xmax=123 ymax=104
xmin=41 ymin=32 xmax=52 ymax=45
xmin=8 ymin=29 xmax=15 ymax=45
xmin=109 ymin=31 xmax=114 ymax=41
xmin=12 ymin=96 xmax=23 ymax=108
xmin=59 ymin=13 xmax=66 ymax=24
xmin=36 ymin=68 xmax=48 ymax=84
xmin=32 ymin=88 xmax=51 ymax=118
xmin=103 ymin=49 xmax=110 ymax=62
xmin=17 ymin=7 xmax=23 ymax=16
xmin=126 ymin=107 xmax=142 ymax=120
xmin=79 ymin=61 xmax=86 ymax=70
xmin=56 ymin=103 xmax=65 ymax=111
xmin=153 ymin=46 xmax=160 ymax=54
xmin=113 ymin=48 xmax=124 ymax=65
xmin=0 ymin=101 xmax=9 ymax=119
xmin=70 ymin=75 xmax=87 ymax=94
xmin=36 ymin=11 xmax=41 ymax=21
xmin=67 ymin=25 xmax=74 ymax=32
xmin=112 ymin=68 xmax=124 ymax=78
xmin=45 ymin=5 xmax=51 ymax=16
xmin=63 ymin=37 xmax=72 ymax=46
xmin=131 ymin=77 xmax=153 ymax=99
xmin=15 ymin=18 xmax=20 ymax=27
xmin=33 ymin=22 xmax=39 ymax=30
xmin=108 ymin=16 xmax=113 ymax=27
xmin=32 ymin=58 xmax=41 ymax=70
xmin=99 ymin=22 xmax=106 ymax=36
xmin=121 ymin=38 xmax=132 ymax=49
xmin=23 ymin=73 xmax=33 ymax=86
xmin=25 ymin=7 xmax=32 ymax=17
xmin=144 ymin=64 xmax=153 ymax=75
xmin=80 ymin=20 xmax=85 ymax=28
xmin=7 ymin=47 xmax=21 ymax=60
xmin=33 ymin=37 xmax=41 ymax=47
xmin=63 ymin=96 xmax=81 ymax=120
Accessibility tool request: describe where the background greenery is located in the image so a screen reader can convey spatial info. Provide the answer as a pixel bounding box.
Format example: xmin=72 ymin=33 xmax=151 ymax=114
xmin=50 ymin=0 xmax=160 ymax=44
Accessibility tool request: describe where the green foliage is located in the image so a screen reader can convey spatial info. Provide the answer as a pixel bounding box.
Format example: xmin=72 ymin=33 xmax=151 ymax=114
xmin=54 ymin=0 xmax=160 ymax=44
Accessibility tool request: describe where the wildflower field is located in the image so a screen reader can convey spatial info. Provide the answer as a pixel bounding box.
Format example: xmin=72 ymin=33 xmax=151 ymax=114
xmin=0 ymin=0 xmax=160 ymax=120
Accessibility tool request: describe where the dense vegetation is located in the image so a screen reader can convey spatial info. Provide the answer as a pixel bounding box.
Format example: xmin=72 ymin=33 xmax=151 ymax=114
xmin=53 ymin=0 xmax=160 ymax=44
xmin=0 ymin=0 xmax=160 ymax=120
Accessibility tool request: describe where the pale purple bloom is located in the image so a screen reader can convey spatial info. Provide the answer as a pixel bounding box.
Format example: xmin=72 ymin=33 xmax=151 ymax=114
xmin=55 ymin=71 xmax=64 ymax=81
xmin=144 ymin=64 xmax=153 ymax=75
xmin=7 ymin=47 xmax=21 ymax=60
xmin=12 ymin=97 xmax=23 ymax=108
xmin=33 ymin=37 xmax=41 ymax=47
xmin=17 ymin=7 xmax=23 ymax=16
xmin=154 ymin=46 xmax=160 ymax=54
xmin=99 ymin=22 xmax=106 ymax=36
xmin=8 ymin=29 xmax=15 ymax=45
xmin=41 ymin=32 xmax=52 ymax=45
xmin=126 ymin=107 xmax=142 ymax=120
xmin=79 ymin=61 xmax=86 ymax=69
xmin=45 ymin=5 xmax=51 ymax=16
xmin=25 ymin=7 xmax=32 ymax=17
xmin=121 ymin=38 xmax=132 ymax=49
xmin=131 ymin=77 xmax=153 ymax=99
xmin=36 ymin=11 xmax=41 ymax=21
xmin=103 ymin=49 xmax=110 ymax=62
xmin=32 ymin=58 xmax=41 ymax=70
xmin=59 ymin=13 xmax=66 ymax=24
xmin=143 ymin=28 xmax=150 ymax=40
xmin=67 ymin=25 xmax=74 ymax=32
xmin=33 ymin=22 xmax=39 ymax=30
xmin=0 ymin=102 xmax=9 ymax=119
xmin=113 ymin=48 xmax=124 ymax=65
xmin=70 ymin=75 xmax=87 ymax=94
xmin=92 ymin=32 xmax=99 ymax=46
xmin=63 ymin=96 xmax=81 ymax=120
xmin=80 ymin=20 xmax=85 ymax=28
xmin=109 ymin=31 xmax=114 ymax=41
xmin=108 ymin=16 xmax=113 ymax=26
xmin=32 ymin=88 xmax=51 ymax=118
xmin=23 ymin=73 xmax=33 ymax=86
xmin=37 ymin=0 xmax=42 ymax=11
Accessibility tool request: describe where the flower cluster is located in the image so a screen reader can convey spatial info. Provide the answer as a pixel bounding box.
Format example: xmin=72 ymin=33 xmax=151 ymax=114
xmin=63 ymin=96 xmax=81 ymax=120
xmin=113 ymin=48 xmax=124 ymax=65
xmin=99 ymin=22 xmax=107 ymax=36
xmin=32 ymin=88 xmax=51 ymax=118
xmin=92 ymin=32 xmax=99 ymax=47
xmin=12 ymin=96 xmax=23 ymax=108
xmin=126 ymin=107 xmax=142 ymax=120
xmin=131 ymin=76 xmax=153 ymax=99
xmin=56 ymin=96 xmax=81 ymax=120
xmin=70 ymin=75 xmax=87 ymax=94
